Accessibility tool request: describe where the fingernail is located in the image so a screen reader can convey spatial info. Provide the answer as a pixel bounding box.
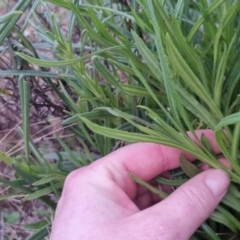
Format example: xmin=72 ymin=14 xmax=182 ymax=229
xmin=204 ymin=169 xmax=230 ymax=197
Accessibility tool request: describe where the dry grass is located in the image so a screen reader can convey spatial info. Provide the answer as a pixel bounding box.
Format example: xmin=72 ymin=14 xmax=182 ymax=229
xmin=0 ymin=1 xmax=76 ymax=239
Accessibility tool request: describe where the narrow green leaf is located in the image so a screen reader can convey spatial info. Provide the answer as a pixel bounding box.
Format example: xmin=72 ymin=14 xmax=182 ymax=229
xmin=129 ymin=60 xmax=180 ymax=132
xmin=222 ymin=188 xmax=240 ymax=214
xmin=210 ymin=211 xmax=237 ymax=232
xmin=131 ymin=30 xmax=162 ymax=80
xmin=0 ymin=193 xmax=23 ymax=201
xmin=187 ymin=0 xmax=226 ymax=41
xmin=155 ymin=176 xmax=187 ymax=186
xmin=121 ymin=84 xmax=163 ymax=98
xmin=166 ymin=34 xmax=222 ymax=120
xmin=33 ymin=174 xmax=65 ymax=186
xmin=0 ymin=151 xmax=12 ymax=165
xmin=18 ymin=75 xmax=30 ymax=162
xmin=215 ymin=113 xmax=240 ymax=131
xmin=216 ymin=205 xmax=240 ymax=231
xmin=200 ymin=223 xmax=221 ymax=240
xmin=12 ymin=163 xmax=37 ymax=184
xmin=24 ymin=220 xmax=49 ymax=230
xmin=26 ymin=225 xmax=50 ymax=240
xmin=214 ymin=114 xmax=236 ymax=170
xmin=172 ymin=19 xmax=210 ymax=92
xmin=0 ymin=11 xmax=22 ymax=24
xmin=177 ymin=83 xmax=217 ymax=128
xmin=16 ymin=45 xmax=126 ymax=67
xmin=214 ymin=33 xmax=236 ymax=107
xmin=130 ymin=173 xmax=168 ymax=199
xmin=56 ymin=136 xmax=83 ymax=167
xmin=18 ymin=128 xmax=50 ymax=168
xmin=147 ymin=2 xmax=183 ymax=129
xmin=0 ymin=0 xmax=32 ymax=44
xmin=201 ymin=134 xmax=214 ymax=153
xmin=180 ymin=155 xmax=201 ymax=178
xmin=92 ymin=57 xmax=123 ymax=89
xmin=232 ymin=123 xmax=240 ymax=162
xmin=88 ymin=7 xmax=118 ymax=45
xmin=23 ymin=183 xmax=62 ymax=201
xmin=79 ymin=116 xmax=178 ymax=145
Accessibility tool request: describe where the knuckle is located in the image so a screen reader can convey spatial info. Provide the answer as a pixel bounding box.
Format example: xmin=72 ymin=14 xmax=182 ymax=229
xmin=63 ymin=161 xmax=101 ymax=191
xmin=64 ymin=167 xmax=88 ymax=188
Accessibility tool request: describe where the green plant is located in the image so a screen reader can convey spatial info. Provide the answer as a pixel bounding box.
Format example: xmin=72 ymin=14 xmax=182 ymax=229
xmin=2 ymin=0 xmax=240 ymax=239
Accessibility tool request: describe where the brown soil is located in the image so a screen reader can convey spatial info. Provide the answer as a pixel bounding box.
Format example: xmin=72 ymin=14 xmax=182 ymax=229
xmin=0 ymin=1 xmax=72 ymax=239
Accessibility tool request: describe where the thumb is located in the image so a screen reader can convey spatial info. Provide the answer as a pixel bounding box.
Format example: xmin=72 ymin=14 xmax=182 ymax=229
xmin=133 ymin=169 xmax=230 ymax=239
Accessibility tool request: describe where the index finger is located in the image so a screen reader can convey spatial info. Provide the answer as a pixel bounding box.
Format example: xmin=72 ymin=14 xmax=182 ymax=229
xmin=91 ymin=129 xmax=220 ymax=196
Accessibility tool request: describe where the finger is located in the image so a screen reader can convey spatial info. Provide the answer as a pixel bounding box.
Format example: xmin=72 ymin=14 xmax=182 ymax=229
xmin=200 ymin=157 xmax=232 ymax=171
xmin=100 ymin=129 xmax=219 ymax=180
xmin=134 ymin=182 xmax=161 ymax=210
xmin=134 ymin=172 xmax=172 ymax=209
xmin=91 ymin=129 xmax=221 ymax=197
xmin=129 ymin=169 xmax=230 ymax=239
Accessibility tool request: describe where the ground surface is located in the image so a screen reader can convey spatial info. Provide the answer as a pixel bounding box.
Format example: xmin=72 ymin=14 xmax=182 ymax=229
xmin=0 ymin=1 xmax=73 ymax=239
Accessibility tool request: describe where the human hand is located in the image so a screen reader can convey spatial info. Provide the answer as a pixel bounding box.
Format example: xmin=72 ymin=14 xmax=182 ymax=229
xmin=50 ymin=130 xmax=230 ymax=240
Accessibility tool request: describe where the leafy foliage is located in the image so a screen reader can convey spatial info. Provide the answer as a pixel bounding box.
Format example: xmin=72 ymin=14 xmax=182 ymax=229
xmin=1 ymin=0 xmax=240 ymax=239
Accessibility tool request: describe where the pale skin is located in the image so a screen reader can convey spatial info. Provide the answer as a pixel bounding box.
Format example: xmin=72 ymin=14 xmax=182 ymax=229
xmin=50 ymin=130 xmax=230 ymax=240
